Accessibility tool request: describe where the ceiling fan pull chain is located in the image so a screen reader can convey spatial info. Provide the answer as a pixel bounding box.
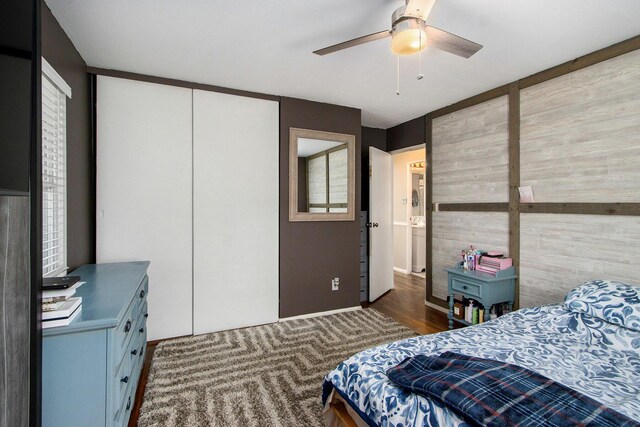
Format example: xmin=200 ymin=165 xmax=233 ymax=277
xmin=417 ymin=31 xmax=424 ymax=80
xmin=396 ymin=55 xmax=400 ymax=95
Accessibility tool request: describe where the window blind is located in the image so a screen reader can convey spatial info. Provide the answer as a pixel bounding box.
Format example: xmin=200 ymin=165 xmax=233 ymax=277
xmin=42 ymin=74 xmax=67 ymax=277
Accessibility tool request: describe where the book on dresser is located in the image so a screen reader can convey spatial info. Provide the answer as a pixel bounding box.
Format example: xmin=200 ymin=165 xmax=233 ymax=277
xmin=42 ymin=281 xmax=85 ymax=300
xmin=42 ymin=303 xmax=82 ymax=328
xmin=42 ymin=281 xmax=85 ymax=329
xmin=43 ymin=275 xmax=81 ymax=290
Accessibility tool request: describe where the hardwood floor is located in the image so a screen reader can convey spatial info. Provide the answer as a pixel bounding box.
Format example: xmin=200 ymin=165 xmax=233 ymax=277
xmin=363 ymin=272 xmax=450 ymax=335
xmin=128 ymin=271 xmax=448 ymax=425
xmin=129 ymin=341 xmax=158 ymax=427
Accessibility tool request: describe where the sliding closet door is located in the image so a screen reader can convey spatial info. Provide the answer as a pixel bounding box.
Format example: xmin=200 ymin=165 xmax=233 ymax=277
xmin=193 ymin=90 xmax=278 ymax=334
xmin=97 ymin=76 xmax=193 ymax=341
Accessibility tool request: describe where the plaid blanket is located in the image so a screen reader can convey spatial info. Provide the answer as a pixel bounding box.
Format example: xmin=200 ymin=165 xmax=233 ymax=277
xmin=387 ymin=352 xmax=640 ymax=427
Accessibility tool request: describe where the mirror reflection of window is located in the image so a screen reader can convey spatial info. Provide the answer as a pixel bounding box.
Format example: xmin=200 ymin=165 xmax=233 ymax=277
xmin=297 ymin=139 xmax=348 ymax=213
xmin=328 ymin=148 xmax=347 ymax=213
xmin=308 ymin=154 xmax=327 ymax=212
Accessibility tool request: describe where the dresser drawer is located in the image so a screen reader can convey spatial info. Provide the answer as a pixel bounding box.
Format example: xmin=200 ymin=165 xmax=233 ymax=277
xmin=133 ymin=276 xmax=149 ymax=317
xmin=128 ymin=276 xmax=148 ymax=325
xmin=113 ymin=304 xmax=146 ymax=420
xmin=113 ymin=347 xmax=133 ymax=413
xmin=115 ymin=301 xmax=138 ymax=357
xmin=115 ymin=277 xmax=148 ymax=356
xmin=451 ymin=276 xmax=482 ymax=299
xmin=114 ymin=378 xmax=135 ymax=427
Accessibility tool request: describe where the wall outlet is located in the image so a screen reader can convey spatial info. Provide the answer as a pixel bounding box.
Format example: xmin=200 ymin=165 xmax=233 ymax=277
xmin=331 ymin=277 xmax=340 ymax=291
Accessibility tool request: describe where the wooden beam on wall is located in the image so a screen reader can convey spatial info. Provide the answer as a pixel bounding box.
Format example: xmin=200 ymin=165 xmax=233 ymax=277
xmin=521 ymin=203 xmax=640 ymax=216
xmin=435 ymin=203 xmax=509 ymax=212
xmin=519 ymin=35 xmax=640 ymax=89
xmin=430 ymin=85 xmax=510 ymax=119
xmin=425 ymin=115 xmax=434 ymax=304
xmin=508 ymin=82 xmax=521 ymax=309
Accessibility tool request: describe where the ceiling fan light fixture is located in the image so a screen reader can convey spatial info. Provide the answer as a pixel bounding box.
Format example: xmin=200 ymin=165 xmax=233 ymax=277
xmin=391 ymin=19 xmax=427 ymax=56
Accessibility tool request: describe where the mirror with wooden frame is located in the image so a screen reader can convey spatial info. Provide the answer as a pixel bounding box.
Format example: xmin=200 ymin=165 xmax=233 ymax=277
xmin=289 ymin=128 xmax=355 ymax=221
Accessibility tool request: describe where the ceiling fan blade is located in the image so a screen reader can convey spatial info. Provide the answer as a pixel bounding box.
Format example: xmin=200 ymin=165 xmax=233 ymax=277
xmin=404 ymin=0 xmax=437 ymax=20
xmin=313 ymin=30 xmax=391 ymax=56
xmin=425 ymin=25 xmax=482 ymax=58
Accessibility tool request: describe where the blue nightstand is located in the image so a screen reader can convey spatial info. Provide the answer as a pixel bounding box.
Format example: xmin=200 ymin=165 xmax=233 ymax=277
xmin=445 ymin=264 xmax=517 ymax=329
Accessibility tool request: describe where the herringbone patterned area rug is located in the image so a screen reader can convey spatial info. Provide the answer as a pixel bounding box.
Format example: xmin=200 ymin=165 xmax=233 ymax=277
xmin=138 ymin=308 xmax=416 ymax=426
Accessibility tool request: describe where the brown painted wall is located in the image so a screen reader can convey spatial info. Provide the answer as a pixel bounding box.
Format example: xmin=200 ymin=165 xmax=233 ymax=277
xmin=279 ymin=97 xmax=361 ymax=318
xmin=361 ymin=127 xmax=386 ymax=211
xmin=41 ymin=2 xmax=93 ymax=269
xmin=386 ymin=115 xmax=426 ymax=152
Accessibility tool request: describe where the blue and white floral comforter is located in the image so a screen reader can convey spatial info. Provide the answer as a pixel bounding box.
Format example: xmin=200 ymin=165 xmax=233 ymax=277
xmin=323 ymin=305 xmax=640 ymax=426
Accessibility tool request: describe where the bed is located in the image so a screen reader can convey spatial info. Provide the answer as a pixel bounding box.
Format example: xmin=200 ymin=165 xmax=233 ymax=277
xmin=322 ymin=280 xmax=640 ymax=426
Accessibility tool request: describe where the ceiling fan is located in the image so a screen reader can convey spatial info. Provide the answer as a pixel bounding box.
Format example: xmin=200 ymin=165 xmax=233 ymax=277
xmin=313 ymin=0 xmax=482 ymax=58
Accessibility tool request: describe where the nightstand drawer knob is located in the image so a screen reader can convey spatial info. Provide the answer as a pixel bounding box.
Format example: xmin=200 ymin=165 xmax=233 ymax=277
xmin=121 ymin=376 xmax=129 ymax=384
xmin=140 ymin=289 xmax=145 ymax=298
xmin=131 ymin=349 xmax=137 ymax=356
xmin=463 ymin=285 xmax=468 ymax=290
xmin=139 ymin=327 xmax=144 ymax=333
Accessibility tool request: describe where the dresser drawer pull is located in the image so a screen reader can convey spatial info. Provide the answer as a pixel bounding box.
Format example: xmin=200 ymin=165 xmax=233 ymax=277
xmin=140 ymin=289 xmax=145 ymax=299
xmin=140 ymin=346 xmax=144 ymax=357
xmin=139 ymin=327 xmax=144 ymax=333
xmin=124 ymin=320 xmax=132 ymax=332
xmin=144 ymin=313 xmax=148 ymax=318
xmin=131 ymin=349 xmax=138 ymax=356
xmin=121 ymin=376 xmax=129 ymax=384
xmin=126 ymin=396 xmax=132 ymax=411
xmin=463 ymin=285 xmax=468 ymax=290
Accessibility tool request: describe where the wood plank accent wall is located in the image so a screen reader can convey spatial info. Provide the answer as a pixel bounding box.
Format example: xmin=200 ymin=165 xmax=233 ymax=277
xmin=432 ymin=96 xmax=509 ymax=203
xmin=432 ymin=212 xmax=509 ymax=300
xmin=429 ymin=96 xmax=510 ymax=305
xmin=516 ymin=48 xmax=640 ymax=307
xmin=424 ymin=35 xmax=640 ymax=308
xmin=520 ymin=49 xmax=640 ymax=203
xmin=520 ymin=214 xmax=640 ymax=307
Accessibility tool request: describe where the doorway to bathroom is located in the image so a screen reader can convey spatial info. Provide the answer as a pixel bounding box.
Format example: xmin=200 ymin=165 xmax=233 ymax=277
xmin=391 ymin=146 xmax=427 ymax=284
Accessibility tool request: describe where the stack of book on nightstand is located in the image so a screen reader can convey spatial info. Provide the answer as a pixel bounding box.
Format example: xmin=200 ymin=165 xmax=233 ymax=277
xmin=475 ymin=256 xmax=513 ymax=276
xmin=42 ymin=276 xmax=84 ymax=328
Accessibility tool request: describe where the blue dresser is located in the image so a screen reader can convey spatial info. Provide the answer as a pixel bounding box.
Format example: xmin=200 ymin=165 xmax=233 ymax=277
xmin=43 ymin=262 xmax=149 ymax=427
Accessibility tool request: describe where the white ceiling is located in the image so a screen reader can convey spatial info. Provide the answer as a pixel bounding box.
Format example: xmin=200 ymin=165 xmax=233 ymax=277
xmin=46 ymin=0 xmax=640 ymax=129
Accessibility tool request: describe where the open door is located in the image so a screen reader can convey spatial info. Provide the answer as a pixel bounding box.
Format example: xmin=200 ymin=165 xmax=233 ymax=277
xmin=369 ymin=147 xmax=394 ymax=301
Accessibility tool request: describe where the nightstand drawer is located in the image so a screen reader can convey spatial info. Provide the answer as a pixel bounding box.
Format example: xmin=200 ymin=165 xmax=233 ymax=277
xmin=451 ymin=277 xmax=481 ymax=299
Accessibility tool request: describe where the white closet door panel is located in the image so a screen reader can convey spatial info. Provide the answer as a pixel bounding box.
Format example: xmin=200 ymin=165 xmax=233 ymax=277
xmin=96 ymin=76 xmax=193 ymax=341
xmin=193 ymin=90 xmax=278 ymax=335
